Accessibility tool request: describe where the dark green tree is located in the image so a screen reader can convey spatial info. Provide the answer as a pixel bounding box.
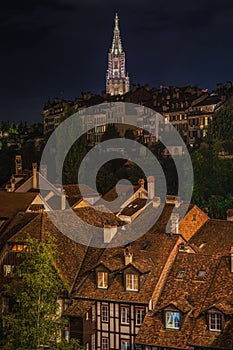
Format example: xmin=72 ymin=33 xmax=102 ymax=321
xmin=1 ymin=235 xmax=83 ymax=350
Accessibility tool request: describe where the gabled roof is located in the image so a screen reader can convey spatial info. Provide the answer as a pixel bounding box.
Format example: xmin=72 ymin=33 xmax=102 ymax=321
xmin=0 ymin=192 xmax=38 ymax=219
xmin=189 ymin=219 xmax=233 ymax=256
xmin=136 ymin=253 xmax=220 ymax=349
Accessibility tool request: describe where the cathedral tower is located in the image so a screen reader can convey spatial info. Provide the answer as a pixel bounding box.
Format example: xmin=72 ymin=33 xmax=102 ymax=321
xmin=106 ymin=14 xmax=130 ymax=96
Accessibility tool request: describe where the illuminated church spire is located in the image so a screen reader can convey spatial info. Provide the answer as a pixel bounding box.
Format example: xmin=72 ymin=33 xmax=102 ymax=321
xmin=111 ymin=13 xmax=123 ymax=55
xmin=106 ymin=13 xmax=130 ymax=96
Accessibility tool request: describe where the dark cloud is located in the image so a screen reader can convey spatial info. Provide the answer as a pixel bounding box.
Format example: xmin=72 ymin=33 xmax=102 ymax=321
xmin=0 ymin=0 xmax=233 ymax=122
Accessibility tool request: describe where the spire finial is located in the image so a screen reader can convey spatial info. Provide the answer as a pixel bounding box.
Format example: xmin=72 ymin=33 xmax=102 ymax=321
xmin=111 ymin=13 xmax=123 ymax=54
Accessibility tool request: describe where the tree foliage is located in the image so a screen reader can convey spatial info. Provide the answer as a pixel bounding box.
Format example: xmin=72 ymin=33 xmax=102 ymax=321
xmin=1 ymin=235 xmax=83 ymax=350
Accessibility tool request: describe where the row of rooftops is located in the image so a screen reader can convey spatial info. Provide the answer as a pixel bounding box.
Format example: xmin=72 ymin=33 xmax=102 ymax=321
xmin=1 ymin=162 xmax=233 ymax=348
xmin=43 ymin=81 xmax=233 ymax=119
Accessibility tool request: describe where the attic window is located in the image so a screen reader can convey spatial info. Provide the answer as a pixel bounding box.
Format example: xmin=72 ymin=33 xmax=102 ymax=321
xmin=176 ymin=269 xmax=186 ymax=279
xmin=128 ymin=204 xmax=133 ymax=208
xmin=141 ymin=241 xmax=151 ymax=250
xmin=126 ymin=273 xmax=139 ymax=291
xmin=209 ymin=312 xmax=223 ymax=332
xmin=165 ymin=311 xmax=180 ymax=329
xmin=133 ymin=205 xmax=138 ymax=208
xmin=97 ymin=271 xmax=108 ymax=289
xmin=197 ymin=270 xmax=206 ymax=281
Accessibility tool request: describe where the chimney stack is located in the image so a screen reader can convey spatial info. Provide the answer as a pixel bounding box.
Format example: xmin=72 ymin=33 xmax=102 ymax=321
xmin=10 ymin=175 xmax=15 ymax=192
xmin=15 ymin=155 xmax=22 ymax=175
xmin=32 ymin=163 xmax=37 ymax=189
xmin=153 ymin=196 xmax=161 ymax=208
xmin=104 ymin=225 xmax=117 ymax=244
xmin=124 ymin=246 xmax=133 ymax=265
xmin=147 ymin=176 xmax=155 ymax=200
xmin=40 ymin=164 xmax=47 ymax=179
xmin=171 ymin=213 xmax=179 ymax=234
xmin=61 ymin=189 xmax=66 ymax=210
xmin=138 ymin=178 xmax=145 ymax=189
xmin=231 ymin=248 xmax=233 ymax=273
xmin=227 ymin=210 xmax=233 ymax=222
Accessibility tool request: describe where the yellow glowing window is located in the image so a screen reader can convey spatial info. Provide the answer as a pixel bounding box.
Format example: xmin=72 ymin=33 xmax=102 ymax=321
xmin=97 ymin=272 xmax=108 ymax=289
xmin=126 ymin=274 xmax=139 ymax=291
xmin=11 ymin=244 xmax=28 ymax=252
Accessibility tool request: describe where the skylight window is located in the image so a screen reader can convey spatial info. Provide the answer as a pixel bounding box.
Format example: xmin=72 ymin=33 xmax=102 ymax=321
xmin=176 ymin=269 xmax=186 ymax=279
xmin=133 ymin=205 xmax=138 ymax=208
xmin=197 ymin=270 xmax=206 ymax=281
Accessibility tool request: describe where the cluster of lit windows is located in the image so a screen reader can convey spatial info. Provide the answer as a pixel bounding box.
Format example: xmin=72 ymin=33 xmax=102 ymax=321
xmin=97 ymin=271 xmax=139 ymax=291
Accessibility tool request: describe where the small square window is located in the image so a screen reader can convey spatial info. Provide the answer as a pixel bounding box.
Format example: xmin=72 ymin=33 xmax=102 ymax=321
xmin=176 ymin=269 xmax=186 ymax=279
xmin=97 ymin=271 xmax=108 ymax=289
xmin=165 ymin=311 xmax=180 ymax=329
xmin=121 ymin=340 xmax=130 ymax=350
xmin=197 ymin=270 xmax=206 ymax=281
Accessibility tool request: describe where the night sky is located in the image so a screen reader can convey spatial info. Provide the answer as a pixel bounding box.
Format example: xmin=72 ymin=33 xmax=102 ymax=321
xmin=1 ymin=0 xmax=233 ymax=123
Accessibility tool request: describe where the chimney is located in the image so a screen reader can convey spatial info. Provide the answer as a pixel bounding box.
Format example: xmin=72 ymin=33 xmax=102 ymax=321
xmin=10 ymin=175 xmax=15 ymax=192
xmin=175 ymin=196 xmax=182 ymax=208
xmin=104 ymin=225 xmax=117 ymax=244
xmin=61 ymin=189 xmax=66 ymax=210
xmin=32 ymin=163 xmax=37 ymax=189
xmin=147 ymin=176 xmax=155 ymax=200
xmin=231 ymin=248 xmax=233 ymax=273
xmin=171 ymin=213 xmax=179 ymax=234
xmin=40 ymin=164 xmax=47 ymax=179
xmin=15 ymin=155 xmax=22 ymax=175
xmin=124 ymin=246 xmax=133 ymax=265
xmin=227 ymin=209 xmax=233 ymax=222
xmin=153 ymin=196 xmax=161 ymax=208
xmin=138 ymin=178 xmax=145 ymax=189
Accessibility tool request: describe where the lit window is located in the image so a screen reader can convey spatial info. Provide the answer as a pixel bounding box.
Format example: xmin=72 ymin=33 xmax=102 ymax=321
xmin=121 ymin=306 xmax=130 ymax=324
xmin=97 ymin=271 xmax=108 ymax=289
xmin=121 ymin=340 xmax=130 ymax=350
xmin=3 ymin=265 xmax=20 ymax=278
xmin=11 ymin=244 xmax=28 ymax=251
xmin=102 ymin=337 xmax=109 ymax=350
xmin=101 ymin=304 xmax=109 ymax=322
xmin=135 ymin=308 xmax=145 ymax=325
xmin=165 ymin=311 xmax=180 ymax=329
xmin=126 ymin=274 xmax=139 ymax=291
xmin=209 ymin=312 xmax=223 ymax=332
xmin=86 ymin=312 xmax=89 ymax=320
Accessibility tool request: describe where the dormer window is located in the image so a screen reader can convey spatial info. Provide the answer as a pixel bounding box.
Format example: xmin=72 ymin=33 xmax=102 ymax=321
xmin=165 ymin=311 xmax=180 ymax=329
xmin=125 ymin=273 xmax=139 ymax=291
xmin=97 ymin=271 xmax=108 ymax=289
xmin=208 ymin=312 xmax=223 ymax=332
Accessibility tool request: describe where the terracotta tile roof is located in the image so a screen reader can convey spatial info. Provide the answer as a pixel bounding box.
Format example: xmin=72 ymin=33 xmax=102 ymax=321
xmin=189 ymin=256 xmax=233 ymax=349
xmin=0 ymin=192 xmax=38 ymax=218
xmin=189 ymin=219 xmax=233 ymax=256
xmin=120 ymin=198 xmax=147 ymax=217
xmin=72 ymin=205 xmax=181 ymax=303
xmin=101 ymin=184 xmax=140 ymax=202
xmin=64 ymin=300 xmax=94 ymax=317
xmin=136 ymin=253 xmax=220 ymax=349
